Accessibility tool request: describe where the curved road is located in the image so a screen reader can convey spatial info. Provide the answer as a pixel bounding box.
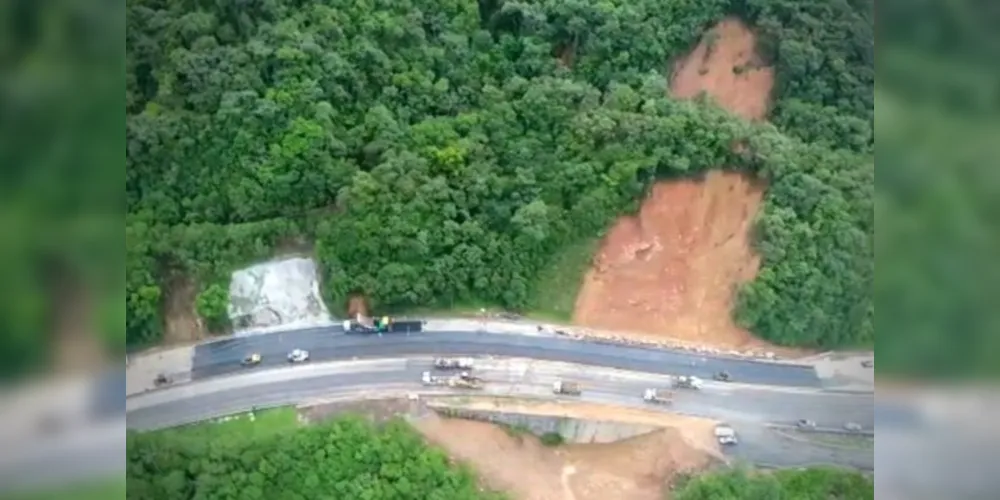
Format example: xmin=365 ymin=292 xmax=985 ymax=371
xmin=127 ymin=356 xmax=874 ymax=471
xmin=191 ymin=327 xmax=822 ymax=388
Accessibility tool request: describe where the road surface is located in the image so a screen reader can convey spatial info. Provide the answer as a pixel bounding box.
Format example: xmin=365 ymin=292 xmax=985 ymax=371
xmin=191 ymin=327 xmax=822 ymax=388
xmin=127 ymin=357 xmax=874 ymax=471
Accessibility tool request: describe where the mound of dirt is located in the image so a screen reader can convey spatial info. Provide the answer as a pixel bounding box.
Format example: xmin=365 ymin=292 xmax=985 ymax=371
xmin=670 ymin=17 xmax=774 ymax=121
xmin=574 ymin=172 xmax=765 ymax=350
xmin=417 ymin=415 xmax=716 ymax=500
xmin=163 ymin=273 xmax=208 ymax=345
xmin=347 ymin=295 xmax=369 ymax=318
xmin=572 ymin=18 xmax=776 ymax=352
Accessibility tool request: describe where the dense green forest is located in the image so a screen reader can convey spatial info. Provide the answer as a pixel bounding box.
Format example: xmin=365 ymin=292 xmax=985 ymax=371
xmin=125 ymin=0 xmax=874 ymax=352
xmin=673 ymin=465 xmax=874 ymax=500
xmin=127 ymin=414 xmax=502 ymax=500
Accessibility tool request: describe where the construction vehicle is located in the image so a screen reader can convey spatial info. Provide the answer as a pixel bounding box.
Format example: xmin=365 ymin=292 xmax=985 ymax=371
xmin=642 ymin=388 xmax=673 ymax=405
xmin=241 ymin=353 xmax=262 ymax=367
xmin=343 ymin=313 xmax=423 ymax=334
xmin=421 ymin=371 xmax=484 ymax=390
xmin=457 ymin=371 xmax=484 ymax=384
xmin=714 ymin=424 xmax=738 ymax=445
xmin=713 ymin=371 xmax=732 ymax=382
xmin=433 ymin=357 xmax=475 ymax=370
xmin=552 ymin=380 xmax=581 ymax=396
xmin=673 ymin=375 xmax=704 ymax=390
xmin=287 ymin=349 xmax=310 ymax=363
xmin=154 ymin=373 xmax=172 ymax=387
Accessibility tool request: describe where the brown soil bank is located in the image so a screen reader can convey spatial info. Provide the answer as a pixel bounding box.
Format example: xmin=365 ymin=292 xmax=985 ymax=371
xmin=417 ymin=416 xmax=715 ymax=500
xmin=670 ymin=17 xmax=774 ymax=121
xmin=573 ymin=18 xmax=775 ymax=351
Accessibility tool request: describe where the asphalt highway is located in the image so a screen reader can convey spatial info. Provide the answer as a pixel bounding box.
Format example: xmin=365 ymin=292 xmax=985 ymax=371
xmin=192 ymin=328 xmax=822 ymax=387
xmin=127 ymin=357 xmax=874 ymax=471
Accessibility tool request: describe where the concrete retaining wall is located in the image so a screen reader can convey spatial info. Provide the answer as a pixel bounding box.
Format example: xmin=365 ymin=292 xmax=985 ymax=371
xmin=431 ymin=406 xmax=659 ymax=443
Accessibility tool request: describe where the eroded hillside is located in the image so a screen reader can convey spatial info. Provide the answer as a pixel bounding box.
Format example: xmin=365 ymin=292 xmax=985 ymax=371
xmin=573 ymin=18 xmax=775 ymax=350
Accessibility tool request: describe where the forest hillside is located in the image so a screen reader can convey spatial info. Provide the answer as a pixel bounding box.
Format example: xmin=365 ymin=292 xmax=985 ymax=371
xmin=124 ymin=0 xmax=874 ymax=358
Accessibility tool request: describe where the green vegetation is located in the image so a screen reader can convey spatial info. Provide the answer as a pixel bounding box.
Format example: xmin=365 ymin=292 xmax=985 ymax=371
xmin=125 ymin=0 xmax=873 ymax=354
xmin=528 ymin=237 xmax=602 ymax=321
xmin=673 ymin=465 xmax=873 ymax=500
xmin=6 ymin=479 xmax=125 ymax=500
xmin=150 ymin=406 xmax=301 ymax=443
xmin=127 ymin=411 xmax=503 ymax=500
xmin=539 ymin=431 xmax=566 ymax=446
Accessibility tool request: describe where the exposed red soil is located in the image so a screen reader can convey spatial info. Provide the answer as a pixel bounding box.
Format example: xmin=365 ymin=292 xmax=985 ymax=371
xmin=417 ymin=415 xmax=716 ymax=500
xmin=52 ymin=282 xmax=106 ymax=374
xmin=670 ymin=17 xmax=774 ymax=121
xmin=574 ymin=173 xmax=768 ymax=350
xmin=571 ymin=18 xmax=778 ymax=352
xmin=347 ymin=294 xmax=369 ymax=318
xmin=162 ymin=273 xmax=208 ymax=345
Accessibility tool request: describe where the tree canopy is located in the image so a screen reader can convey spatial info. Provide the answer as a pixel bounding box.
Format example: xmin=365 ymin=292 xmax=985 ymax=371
xmin=125 ymin=0 xmax=874 ymax=352
xmin=127 ymin=415 xmax=503 ymax=500
xmin=673 ymin=466 xmax=874 ymax=500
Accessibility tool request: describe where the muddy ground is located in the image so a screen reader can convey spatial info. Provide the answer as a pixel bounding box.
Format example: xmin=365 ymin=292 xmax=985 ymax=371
xmin=299 ymin=397 xmax=720 ymax=500
xmin=572 ymin=17 xmax=781 ymax=355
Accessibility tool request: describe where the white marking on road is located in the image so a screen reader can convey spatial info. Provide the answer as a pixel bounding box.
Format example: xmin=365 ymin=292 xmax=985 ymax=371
xmin=127 ymin=359 xmax=408 ymax=412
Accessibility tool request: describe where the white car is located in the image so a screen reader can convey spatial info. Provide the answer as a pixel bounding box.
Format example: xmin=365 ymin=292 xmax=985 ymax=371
xmin=715 ymin=425 xmax=738 ymax=445
xmin=287 ymin=349 xmax=310 ymax=363
xmin=797 ymin=419 xmax=817 ymax=429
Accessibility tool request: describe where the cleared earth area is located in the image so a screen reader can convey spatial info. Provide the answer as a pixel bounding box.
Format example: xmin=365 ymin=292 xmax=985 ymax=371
xmin=417 ymin=399 xmax=721 ymax=500
xmin=301 ymin=397 xmax=723 ymax=500
xmin=573 ymin=18 xmax=777 ymax=353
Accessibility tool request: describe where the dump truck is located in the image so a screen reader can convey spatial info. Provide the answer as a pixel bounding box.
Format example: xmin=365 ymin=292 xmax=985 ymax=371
xmin=642 ymin=388 xmax=673 ymax=404
xmin=673 ymin=375 xmax=703 ymax=390
xmin=714 ymin=424 xmax=738 ymax=445
xmin=343 ymin=313 xmax=423 ymax=334
xmin=552 ymin=380 xmax=581 ymax=396
xmin=421 ymin=371 xmax=483 ymax=390
xmin=433 ymin=357 xmax=475 ymax=370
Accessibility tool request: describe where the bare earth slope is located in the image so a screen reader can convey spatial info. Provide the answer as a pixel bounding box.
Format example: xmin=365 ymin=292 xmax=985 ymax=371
xmin=573 ymin=18 xmax=776 ymax=351
xmin=418 ymin=414 xmax=715 ymax=500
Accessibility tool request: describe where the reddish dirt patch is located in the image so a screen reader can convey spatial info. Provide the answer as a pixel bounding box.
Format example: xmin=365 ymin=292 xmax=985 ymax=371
xmin=556 ymin=45 xmax=576 ymax=69
xmin=162 ymin=273 xmax=208 ymax=345
xmin=571 ymin=18 xmax=779 ymax=352
xmin=51 ymin=283 xmax=106 ymax=374
xmin=574 ymin=171 xmax=768 ymax=351
xmin=417 ymin=415 xmax=715 ymax=500
xmin=670 ymin=17 xmax=774 ymax=121
xmin=347 ymin=294 xmax=369 ymax=318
